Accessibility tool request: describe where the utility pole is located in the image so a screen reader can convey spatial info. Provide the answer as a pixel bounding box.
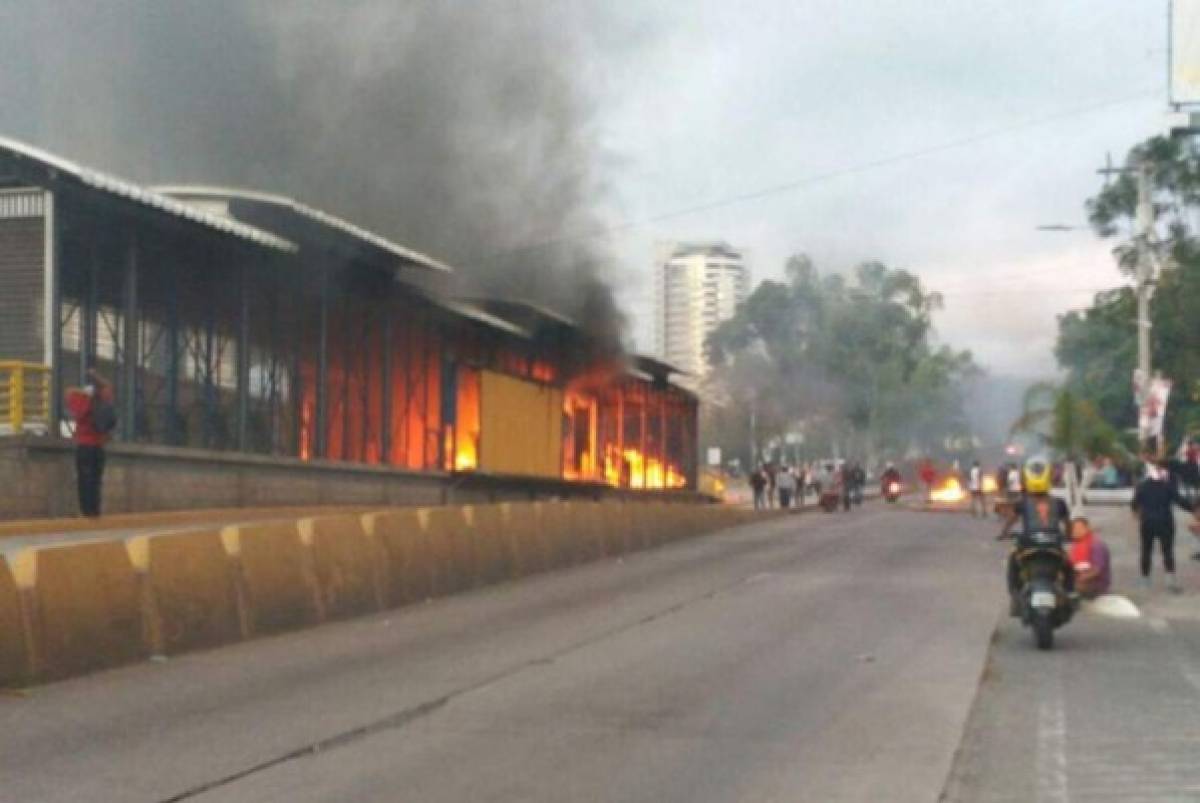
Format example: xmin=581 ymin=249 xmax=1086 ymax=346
xmin=748 ymin=399 xmax=757 ymax=468
xmin=1098 ymin=155 xmax=1160 ymax=452
xmin=1134 ymin=161 xmax=1157 ymax=450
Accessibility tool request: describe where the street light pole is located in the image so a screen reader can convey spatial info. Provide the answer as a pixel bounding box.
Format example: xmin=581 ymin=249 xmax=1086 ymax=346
xmin=1135 ymin=161 xmax=1156 ymax=450
xmin=1092 ymin=155 xmax=1160 ymax=453
xmin=749 ymin=398 xmax=757 ymax=468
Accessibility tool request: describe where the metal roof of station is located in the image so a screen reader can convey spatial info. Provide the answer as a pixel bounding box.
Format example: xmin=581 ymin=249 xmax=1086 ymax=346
xmin=633 ymin=353 xmax=690 ymax=378
xmin=0 ymin=136 xmax=296 ymax=252
xmin=465 ymin=298 xmax=579 ymax=332
xmin=435 ymin=298 xmax=531 ymax=338
xmin=156 ymin=185 xmax=453 ymax=274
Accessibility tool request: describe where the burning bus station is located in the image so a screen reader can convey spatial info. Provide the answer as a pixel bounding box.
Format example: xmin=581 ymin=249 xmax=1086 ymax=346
xmin=0 ymin=136 xmax=697 ymax=518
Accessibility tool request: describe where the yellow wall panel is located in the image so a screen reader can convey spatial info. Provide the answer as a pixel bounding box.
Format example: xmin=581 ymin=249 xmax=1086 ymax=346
xmin=479 ymin=371 xmax=563 ymax=477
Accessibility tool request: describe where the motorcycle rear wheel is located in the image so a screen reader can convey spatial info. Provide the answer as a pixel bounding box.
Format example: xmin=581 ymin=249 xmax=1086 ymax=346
xmin=1032 ymin=615 xmax=1054 ymax=650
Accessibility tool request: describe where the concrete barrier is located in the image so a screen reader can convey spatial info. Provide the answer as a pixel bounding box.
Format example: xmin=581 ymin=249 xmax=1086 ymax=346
xmin=597 ymin=502 xmax=631 ymax=557
xmin=538 ymin=502 xmax=575 ymax=569
xmin=626 ymin=503 xmax=654 ymax=551
xmin=32 ymin=541 xmax=145 ymax=680
xmin=365 ymin=509 xmax=434 ymax=606
xmin=0 ymin=555 xmax=30 ymax=687
xmin=465 ymin=505 xmax=513 ymax=586
xmin=533 ymin=502 xmax=562 ymax=572
xmin=141 ymin=529 xmax=243 ymax=654
xmin=568 ymin=502 xmax=608 ymax=562
xmin=4 ymin=500 xmax=763 ymax=686
xmin=301 ymin=515 xmax=383 ymax=622
xmin=421 ymin=506 xmax=474 ymax=595
xmin=225 ymin=521 xmax=319 ymax=635
xmin=640 ymin=503 xmax=670 ymax=546
xmin=500 ymin=502 xmax=545 ymax=576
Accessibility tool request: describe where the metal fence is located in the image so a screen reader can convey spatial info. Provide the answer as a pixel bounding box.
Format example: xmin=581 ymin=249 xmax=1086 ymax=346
xmin=0 ymin=361 xmax=51 ymax=435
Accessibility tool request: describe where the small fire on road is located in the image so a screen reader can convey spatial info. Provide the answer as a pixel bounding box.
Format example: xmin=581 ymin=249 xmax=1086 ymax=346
xmin=929 ymin=477 xmax=965 ymax=504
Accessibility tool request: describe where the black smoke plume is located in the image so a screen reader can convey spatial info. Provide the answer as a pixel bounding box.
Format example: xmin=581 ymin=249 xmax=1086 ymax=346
xmin=0 ymin=0 xmax=624 ymax=351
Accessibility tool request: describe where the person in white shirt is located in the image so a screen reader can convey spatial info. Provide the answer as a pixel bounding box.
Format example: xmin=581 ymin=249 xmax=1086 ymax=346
xmin=968 ymin=460 xmax=985 ymax=518
xmin=776 ymin=466 xmax=797 ymax=509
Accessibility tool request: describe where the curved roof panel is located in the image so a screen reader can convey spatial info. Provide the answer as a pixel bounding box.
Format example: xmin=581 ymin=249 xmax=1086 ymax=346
xmin=0 ymin=136 xmax=295 ymax=252
xmin=155 ymin=185 xmax=453 ymax=274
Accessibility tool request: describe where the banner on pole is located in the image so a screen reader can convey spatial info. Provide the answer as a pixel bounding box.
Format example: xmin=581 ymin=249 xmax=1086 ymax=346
xmin=1138 ymin=376 xmax=1172 ymax=441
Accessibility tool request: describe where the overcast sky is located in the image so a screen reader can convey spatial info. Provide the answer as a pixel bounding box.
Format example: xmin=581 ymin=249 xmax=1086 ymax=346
xmin=584 ymin=0 xmax=1168 ymax=376
xmin=0 ymin=1 xmax=1175 ymax=379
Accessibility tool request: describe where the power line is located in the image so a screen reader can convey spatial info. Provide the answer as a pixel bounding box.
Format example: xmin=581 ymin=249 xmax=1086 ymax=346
xmin=468 ymin=87 xmax=1160 ymax=266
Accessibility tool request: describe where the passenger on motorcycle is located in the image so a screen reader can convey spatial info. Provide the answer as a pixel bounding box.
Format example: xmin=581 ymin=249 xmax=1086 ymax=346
xmin=999 ymin=456 xmax=1075 ymax=616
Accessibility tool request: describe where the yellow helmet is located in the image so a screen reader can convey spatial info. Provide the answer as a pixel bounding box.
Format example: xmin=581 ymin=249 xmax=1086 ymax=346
xmin=1022 ymin=456 xmax=1052 ymax=494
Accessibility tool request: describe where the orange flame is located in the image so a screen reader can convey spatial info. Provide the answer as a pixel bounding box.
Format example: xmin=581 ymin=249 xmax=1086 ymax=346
xmin=929 ymin=476 xmax=964 ymax=503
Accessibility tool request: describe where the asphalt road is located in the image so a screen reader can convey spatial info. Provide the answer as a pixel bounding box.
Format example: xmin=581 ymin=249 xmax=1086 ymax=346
xmin=2 ymin=505 xmax=1003 ymax=803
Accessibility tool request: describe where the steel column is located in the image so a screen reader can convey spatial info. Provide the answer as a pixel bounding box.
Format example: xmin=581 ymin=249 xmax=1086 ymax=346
xmin=120 ymin=232 xmax=139 ymax=439
xmin=315 ymin=270 xmax=329 ymax=459
xmin=46 ymin=192 xmax=65 ymax=429
xmin=80 ymin=241 xmax=99 ymax=385
xmin=165 ymin=260 xmax=180 ymax=444
xmin=235 ymin=260 xmax=251 ymax=452
xmin=381 ymin=310 xmax=393 ymax=463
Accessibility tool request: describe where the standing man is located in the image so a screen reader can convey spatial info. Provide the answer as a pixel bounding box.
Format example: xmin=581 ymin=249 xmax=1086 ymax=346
xmin=1131 ymin=458 xmax=1194 ymax=593
xmin=65 ymin=369 xmax=115 ymax=517
xmin=749 ymin=466 xmax=767 ymax=511
xmin=777 ymin=466 xmax=796 ymax=509
xmin=968 ymin=460 xmax=985 ymax=518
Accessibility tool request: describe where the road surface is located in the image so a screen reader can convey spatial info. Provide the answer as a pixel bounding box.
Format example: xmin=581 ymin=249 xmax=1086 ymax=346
xmin=2 ymin=505 xmax=1003 ymax=803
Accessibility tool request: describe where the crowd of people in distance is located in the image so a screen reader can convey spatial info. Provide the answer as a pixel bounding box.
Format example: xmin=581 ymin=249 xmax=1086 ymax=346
xmin=744 ymin=446 xmax=1200 ymax=600
xmin=748 ymin=461 xmax=866 ymax=511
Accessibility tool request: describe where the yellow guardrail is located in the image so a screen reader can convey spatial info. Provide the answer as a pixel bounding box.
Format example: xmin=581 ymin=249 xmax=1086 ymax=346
xmin=0 ymin=361 xmax=51 ymax=435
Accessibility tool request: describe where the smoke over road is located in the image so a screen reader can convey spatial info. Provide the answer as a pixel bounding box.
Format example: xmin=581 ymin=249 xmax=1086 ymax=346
xmin=0 ymin=1 xmax=623 ymax=345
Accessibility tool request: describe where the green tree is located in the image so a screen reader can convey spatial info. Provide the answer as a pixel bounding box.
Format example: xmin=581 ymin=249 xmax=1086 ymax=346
xmin=705 ymin=256 xmax=978 ymax=465
xmin=1009 ymin=382 xmax=1124 ymax=460
xmin=1065 ymin=135 xmax=1200 ymax=443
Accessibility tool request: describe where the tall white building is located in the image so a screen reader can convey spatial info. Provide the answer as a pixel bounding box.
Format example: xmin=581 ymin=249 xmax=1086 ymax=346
xmin=654 ymin=241 xmax=750 ymax=381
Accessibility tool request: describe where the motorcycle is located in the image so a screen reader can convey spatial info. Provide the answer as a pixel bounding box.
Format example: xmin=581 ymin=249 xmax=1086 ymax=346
xmin=819 ymin=487 xmax=841 ymax=513
xmin=1011 ymin=526 xmax=1075 ymax=650
xmin=882 ymin=480 xmax=902 ymax=504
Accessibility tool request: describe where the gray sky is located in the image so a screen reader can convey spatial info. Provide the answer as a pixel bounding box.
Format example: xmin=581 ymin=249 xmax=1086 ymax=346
xmin=0 ymin=1 xmax=1173 ymax=378
xmin=584 ymin=1 xmax=1167 ymax=375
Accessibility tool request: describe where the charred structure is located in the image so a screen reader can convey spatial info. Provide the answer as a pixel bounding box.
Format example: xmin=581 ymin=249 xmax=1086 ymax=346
xmin=0 ymin=137 xmax=697 ymax=495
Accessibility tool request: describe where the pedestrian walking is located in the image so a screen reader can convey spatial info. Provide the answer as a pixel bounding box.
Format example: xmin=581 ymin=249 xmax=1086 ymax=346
xmin=1005 ymin=462 xmax=1022 ymax=509
xmin=1131 ymin=459 xmax=1195 ymax=593
xmin=765 ymin=463 xmax=777 ymax=509
xmin=777 ymin=466 xmax=796 ymax=509
xmin=968 ymin=460 xmax=986 ymax=518
xmin=749 ymin=467 xmax=767 ymax=511
xmin=919 ymin=458 xmax=936 ymax=501
xmin=65 ymin=369 xmax=116 ymax=517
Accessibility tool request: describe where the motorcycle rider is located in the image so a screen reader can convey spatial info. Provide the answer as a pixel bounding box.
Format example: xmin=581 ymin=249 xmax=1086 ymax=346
xmin=999 ymin=456 xmax=1074 ymax=616
xmin=880 ymin=462 xmax=901 ymax=496
xmin=851 ymin=462 xmax=866 ymax=505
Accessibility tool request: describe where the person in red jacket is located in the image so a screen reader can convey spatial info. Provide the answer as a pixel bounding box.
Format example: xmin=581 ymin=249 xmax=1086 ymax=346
xmin=64 ymin=369 xmax=114 ymax=517
xmin=1068 ymin=517 xmax=1111 ymax=599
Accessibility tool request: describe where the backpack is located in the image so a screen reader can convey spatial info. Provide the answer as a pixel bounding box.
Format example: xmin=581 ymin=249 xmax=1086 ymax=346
xmin=91 ymin=399 xmax=118 ymax=434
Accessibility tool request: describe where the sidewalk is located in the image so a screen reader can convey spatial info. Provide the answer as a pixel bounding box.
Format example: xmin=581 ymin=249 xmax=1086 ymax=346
xmin=943 ymin=507 xmax=1200 ymax=802
xmin=1089 ymin=504 xmax=1200 ymax=623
